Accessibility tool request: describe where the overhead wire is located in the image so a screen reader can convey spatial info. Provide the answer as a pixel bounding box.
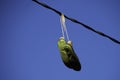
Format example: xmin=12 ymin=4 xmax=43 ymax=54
xmin=32 ymin=0 xmax=120 ymax=44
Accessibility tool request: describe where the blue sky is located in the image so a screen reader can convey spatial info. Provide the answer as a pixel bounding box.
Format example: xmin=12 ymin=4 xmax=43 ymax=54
xmin=0 ymin=0 xmax=120 ymax=80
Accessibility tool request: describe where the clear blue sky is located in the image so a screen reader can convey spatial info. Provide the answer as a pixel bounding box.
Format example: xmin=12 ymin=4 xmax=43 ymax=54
xmin=0 ymin=0 xmax=120 ymax=80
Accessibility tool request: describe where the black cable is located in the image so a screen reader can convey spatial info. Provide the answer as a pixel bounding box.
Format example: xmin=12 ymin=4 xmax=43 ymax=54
xmin=32 ymin=0 xmax=120 ymax=44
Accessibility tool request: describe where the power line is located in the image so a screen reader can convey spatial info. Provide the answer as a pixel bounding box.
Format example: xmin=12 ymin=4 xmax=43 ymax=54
xmin=32 ymin=0 xmax=120 ymax=44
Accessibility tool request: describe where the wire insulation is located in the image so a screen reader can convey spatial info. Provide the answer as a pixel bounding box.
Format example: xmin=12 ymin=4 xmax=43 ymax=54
xmin=32 ymin=0 xmax=120 ymax=44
